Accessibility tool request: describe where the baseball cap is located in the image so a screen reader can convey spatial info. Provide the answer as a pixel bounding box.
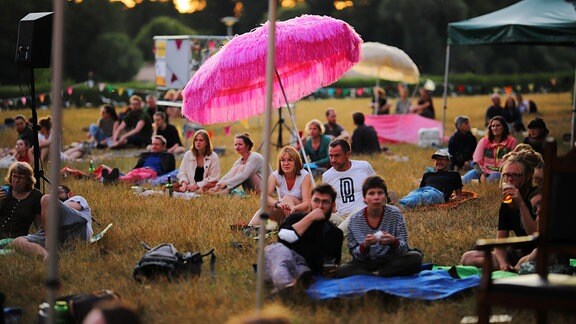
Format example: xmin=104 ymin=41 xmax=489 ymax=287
xmin=431 ymin=149 xmax=451 ymax=160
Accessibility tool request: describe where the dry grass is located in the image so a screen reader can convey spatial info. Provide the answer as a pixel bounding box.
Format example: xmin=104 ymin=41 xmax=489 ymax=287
xmin=0 ymin=93 xmax=574 ymax=323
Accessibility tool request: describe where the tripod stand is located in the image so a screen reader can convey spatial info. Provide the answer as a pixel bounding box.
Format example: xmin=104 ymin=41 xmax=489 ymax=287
xmin=20 ymin=66 xmax=51 ymax=189
xmin=269 ymin=105 xmax=296 ymax=149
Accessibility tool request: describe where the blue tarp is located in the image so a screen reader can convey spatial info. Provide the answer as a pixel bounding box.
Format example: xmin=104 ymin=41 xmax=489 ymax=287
xmin=306 ymin=270 xmax=480 ymax=301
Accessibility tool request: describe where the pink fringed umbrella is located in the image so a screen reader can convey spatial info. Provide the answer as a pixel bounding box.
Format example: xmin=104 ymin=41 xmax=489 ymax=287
xmin=182 ymin=14 xmax=362 ymax=124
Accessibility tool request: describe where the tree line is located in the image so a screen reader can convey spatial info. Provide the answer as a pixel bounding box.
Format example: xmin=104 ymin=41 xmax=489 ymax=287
xmin=1 ymin=0 xmax=574 ymax=86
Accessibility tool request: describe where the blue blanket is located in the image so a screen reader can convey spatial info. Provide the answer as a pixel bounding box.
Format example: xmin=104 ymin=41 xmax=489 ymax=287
xmin=306 ymin=270 xmax=479 ymax=301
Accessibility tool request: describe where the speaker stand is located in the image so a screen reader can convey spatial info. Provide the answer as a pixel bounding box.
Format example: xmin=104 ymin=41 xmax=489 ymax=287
xmin=27 ymin=67 xmax=50 ymax=189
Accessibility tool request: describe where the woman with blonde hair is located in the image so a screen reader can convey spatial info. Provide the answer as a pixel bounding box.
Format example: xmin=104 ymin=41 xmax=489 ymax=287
xmin=176 ymin=129 xmax=220 ymax=193
xmin=0 ymin=162 xmax=42 ymax=239
xmin=249 ymin=146 xmax=312 ymax=226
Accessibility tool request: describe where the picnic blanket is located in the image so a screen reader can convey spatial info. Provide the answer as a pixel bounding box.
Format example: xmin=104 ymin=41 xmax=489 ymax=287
xmin=306 ymin=269 xmax=480 ymax=301
xmin=414 ymin=190 xmax=479 ymax=210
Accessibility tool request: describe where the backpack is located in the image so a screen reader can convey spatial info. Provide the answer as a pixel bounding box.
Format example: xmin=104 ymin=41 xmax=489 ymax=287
xmin=132 ymin=242 xmax=215 ymax=282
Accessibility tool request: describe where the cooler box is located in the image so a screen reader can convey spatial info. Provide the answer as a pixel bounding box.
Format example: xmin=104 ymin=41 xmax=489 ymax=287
xmin=418 ymin=127 xmax=440 ymax=148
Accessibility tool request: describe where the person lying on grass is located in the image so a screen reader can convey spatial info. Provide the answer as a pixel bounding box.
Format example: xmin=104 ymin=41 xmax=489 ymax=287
xmin=334 ymin=175 xmax=423 ymax=278
xmin=398 ymin=149 xmax=463 ymax=209
xmin=99 ymin=135 xmax=176 ymax=184
xmin=264 ymin=183 xmax=343 ymax=294
xmin=11 ymin=185 xmax=93 ymax=261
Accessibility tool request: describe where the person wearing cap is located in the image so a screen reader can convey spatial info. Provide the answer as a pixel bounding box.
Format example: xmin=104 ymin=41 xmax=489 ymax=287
xmin=398 ymin=149 xmax=463 ymax=209
xmin=448 ymin=115 xmax=477 ymax=171
xmin=523 ymin=117 xmax=552 ymax=155
xmin=485 ymin=93 xmax=504 ymax=127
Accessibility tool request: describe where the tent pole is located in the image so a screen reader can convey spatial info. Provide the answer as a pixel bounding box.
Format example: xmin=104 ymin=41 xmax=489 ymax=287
xmin=571 ymin=63 xmax=576 ymax=147
xmin=256 ymin=0 xmax=276 ymax=312
xmin=441 ymin=44 xmax=451 ymax=145
xmin=46 ymin=0 xmax=65 ymax=322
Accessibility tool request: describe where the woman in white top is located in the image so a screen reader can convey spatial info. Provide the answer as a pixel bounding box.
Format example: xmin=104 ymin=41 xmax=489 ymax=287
xmin=177 ymin=129 xmax=220 ymax=193
xmin=249 ymin=146 xmax=312 ymax=226
xmin=209 ymin=133 xmax=270 ymax=195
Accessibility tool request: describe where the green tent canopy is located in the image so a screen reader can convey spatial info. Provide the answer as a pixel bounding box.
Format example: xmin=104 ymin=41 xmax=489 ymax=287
xmin=448 ymin=0 xmax=576 ymax=45
xmin=442 ymin=0 xmax=576 ymax=145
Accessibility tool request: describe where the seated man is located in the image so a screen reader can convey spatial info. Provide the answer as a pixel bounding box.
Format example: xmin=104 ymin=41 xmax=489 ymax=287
xmin=152 ymin=111 xmax=184 ymax=155
xmin=448 ymin=115 xmax=477 ymax=171
xmin=334 ymin=175 xmax=423 ymax=278
xmin=350 ymin=112 xmax=381 ymax=155
xmin=322 ymin=138 xmax=375 ymax=231
xmin=323 ymin=108 xmax=349 ymax=140
xmin=109 ymin=95 xmax=153 ymax=149
xmin=11 ymin=185 xmax=93 ymax=260
xmin=264 ymin=183 xmax=343 ymax=293
xmin=398 ymin=150 xmax=463 ymax=209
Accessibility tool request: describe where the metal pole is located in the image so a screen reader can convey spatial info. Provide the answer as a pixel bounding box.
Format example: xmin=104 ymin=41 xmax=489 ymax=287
xmin=441 ymin=44 xmax=451 ymax=145
xmin=46 ymin=1 xmax=65 ymax=323
xmin=571 ymin=63 xmax=576 ymax=147
xmin=256 ymin=0 xmax=276 ymax=311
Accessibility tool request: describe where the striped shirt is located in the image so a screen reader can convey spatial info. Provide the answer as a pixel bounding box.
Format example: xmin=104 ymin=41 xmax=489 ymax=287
xmin=346 ymin=205 xmax=410 ymax=260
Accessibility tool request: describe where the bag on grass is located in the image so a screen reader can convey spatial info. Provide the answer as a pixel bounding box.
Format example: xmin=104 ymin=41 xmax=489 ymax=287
xmin=132 ymin=242 xmax=215 ymax=282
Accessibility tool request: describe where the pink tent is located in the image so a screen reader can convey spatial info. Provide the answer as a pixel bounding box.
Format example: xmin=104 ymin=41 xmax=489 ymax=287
xmin=365 ymin=114 xmax=445 ymax=145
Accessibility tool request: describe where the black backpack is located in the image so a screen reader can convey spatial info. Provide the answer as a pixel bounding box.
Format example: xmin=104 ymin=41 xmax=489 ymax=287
xmin=133 ymin=242 xmax=215 ymax=282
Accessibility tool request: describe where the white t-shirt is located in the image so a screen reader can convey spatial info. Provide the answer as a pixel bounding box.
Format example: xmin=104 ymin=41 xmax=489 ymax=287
xmin=273 ymin=169 xmax=309 ymax=200
xmin=65 ymin=195 xmax=93 ymax=239
xmin=322 ymin=160 xmax=375 ymax=215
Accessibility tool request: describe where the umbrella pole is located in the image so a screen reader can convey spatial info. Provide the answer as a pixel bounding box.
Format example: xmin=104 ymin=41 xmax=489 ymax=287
xmin=256 ymin=0 xmax=276 ymax=312
xmin=441 ymin=44 xmax=451 ymax=145
xmin=46 ymin=0 xmax=65 ymax=322
xmin=373 ymin=79 xmax=380 ymax=115
xmin=274 ymin=70 xmax=315 ymax=181
xmin=571 ymin=63 xmax=576 ymax=147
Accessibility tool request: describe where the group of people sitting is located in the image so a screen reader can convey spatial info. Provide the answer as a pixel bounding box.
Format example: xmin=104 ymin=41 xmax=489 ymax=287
xmin=371 ymin=85 xmax=435 ymax=119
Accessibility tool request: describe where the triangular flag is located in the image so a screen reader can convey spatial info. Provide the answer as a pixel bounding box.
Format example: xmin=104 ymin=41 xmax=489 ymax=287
xmin=67 ymin=86 xmax=73 ymax=96
xmin=171 ymin=73 xmax=178 ymax=82
xmin=126 ymin=89 xmax=134 ymax=96
xmin=21 ymin=97 xmax=27 ymax=105
xmin=240 ymin=119 xmax=249 ymax=129
xmin=118 ymin=88 xmax=124 ymax=96
xmin=175 ymin=39 xmax=183 ymax=50
xmin=224 ymin=125 xmax=232 ymax=136
xmin=39 ymin=93 xmax=46 ymax=103
xmin=98 ymin=83 xmax=106 ymax=92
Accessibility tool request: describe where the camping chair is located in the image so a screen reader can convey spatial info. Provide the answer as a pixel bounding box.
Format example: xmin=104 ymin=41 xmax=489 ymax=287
xmin=475 ymin=139 xmax=576 ymax=324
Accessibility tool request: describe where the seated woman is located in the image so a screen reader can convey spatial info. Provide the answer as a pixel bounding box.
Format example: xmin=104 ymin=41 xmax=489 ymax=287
xmin=35 ymin=116 xmax=53 ymax=164
xmin=176 ymin=129 xmax=220 ymax=193
xmin=99 ymin=135 xmax=176 ymax=184
xmin=13 ymin=139 xmax=32 ymax=164
xmin=208 ymin=133 xmax=271 ymax=195
xmin=523 ymin=117 xmax=551 ymax=155
xmin=302 ymin=119 xmax=331 ymax=176
xmin=461 ymin=116 xmax=517 ymax=184
xmin=248 ymin=146 xmax=312 ymax=226
xmin=88 ymin=104 xmax=119 ymax=148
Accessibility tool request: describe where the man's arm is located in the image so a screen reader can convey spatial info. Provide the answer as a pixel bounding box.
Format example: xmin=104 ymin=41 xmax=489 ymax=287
xmin=112 ymin=121 xmax=126 ymax=141
xmin=119 ymin=120 xmax=145 ymax=142
xmin=278 ymin=209 xmax=325 ymax=243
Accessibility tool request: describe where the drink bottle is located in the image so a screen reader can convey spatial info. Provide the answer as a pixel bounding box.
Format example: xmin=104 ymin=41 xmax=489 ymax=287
xmin=166 ymin=176 xmax=174 ymax=197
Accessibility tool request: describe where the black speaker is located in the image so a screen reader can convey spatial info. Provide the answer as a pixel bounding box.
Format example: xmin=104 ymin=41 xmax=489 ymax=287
xmin=15 ymin=12 xmax=53 ymax=68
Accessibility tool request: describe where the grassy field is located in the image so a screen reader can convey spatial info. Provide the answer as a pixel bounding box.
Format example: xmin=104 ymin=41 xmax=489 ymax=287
xmin=0 ymin=92 xmax=574 ymax=323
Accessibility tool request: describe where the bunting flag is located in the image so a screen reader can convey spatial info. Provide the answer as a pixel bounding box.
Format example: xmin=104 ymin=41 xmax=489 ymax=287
xmin=21 ymin=97 xmax=26 ymax=105
xmin=127 ymin=89 xmax=134 ymax=97
xmin=67 ymin=86 xmax=73 ymax=96
xmin=98 ymin=83 xmax=106 ymax=92
xmin=118 ymin=88 xmax=124 ymax=96
xmin=175 ymin=39 xmax=183 ymax=50
xmin=39 ymin=93 xmax=46 ymax=103
xmin=504 ymin=85 xmax=512 ymax=95
xmin=239 ymin=118 xmax=249 ymax=129
xmin=171 ymin=73 xmax=178 ymax=83
xmin=224 ymin=125 xmax=232 ymax=136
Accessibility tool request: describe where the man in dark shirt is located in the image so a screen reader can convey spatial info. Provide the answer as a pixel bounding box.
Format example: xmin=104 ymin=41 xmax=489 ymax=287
xmin=448 ymin=115 xmax=477 ymax=171
xmin=351 ymin=112 xmax=381 ymax=155
xmin=153 ymin=111 xmax=184 ymax=154
xmin=323 ymin=108 xmax=349 ymax=140
xmin=398 ymin=150 xmax=463 ymax=208
xmin=109 ymin=95 xmax=153 ymax=149
xmin=264 ymin=184 xmax=343 ymax=293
